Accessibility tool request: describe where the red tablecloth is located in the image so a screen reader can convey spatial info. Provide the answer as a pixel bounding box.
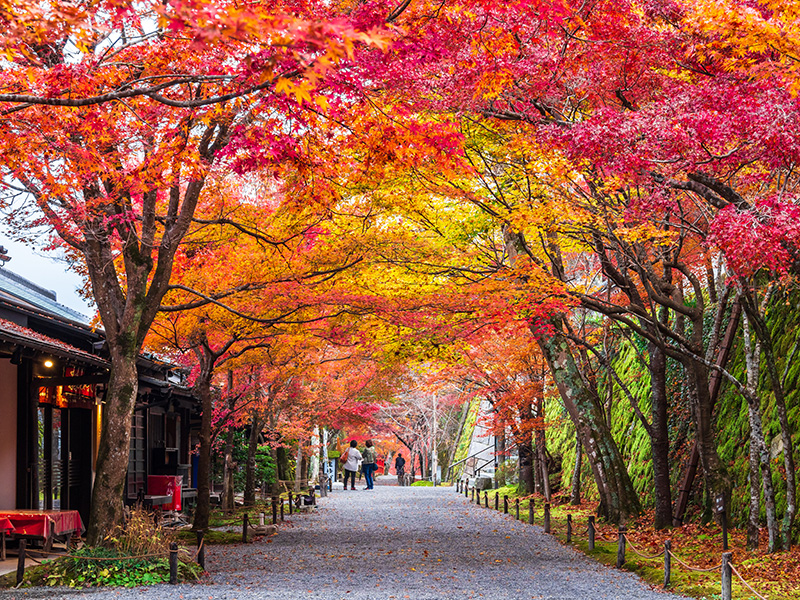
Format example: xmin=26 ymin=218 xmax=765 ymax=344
xmin=147 ymin=475 xmax=182 ymax=511
xmin=0 ymin=510 xmax=84 ymax=538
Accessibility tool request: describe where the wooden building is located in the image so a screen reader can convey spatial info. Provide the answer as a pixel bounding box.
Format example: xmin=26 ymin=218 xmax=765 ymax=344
xmin=0 ymin=266 xmax=198 ymax=527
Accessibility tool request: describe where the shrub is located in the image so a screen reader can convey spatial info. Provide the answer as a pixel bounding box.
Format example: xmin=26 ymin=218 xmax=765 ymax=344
xmin=37 ymin=507 xmax=202 ymax=588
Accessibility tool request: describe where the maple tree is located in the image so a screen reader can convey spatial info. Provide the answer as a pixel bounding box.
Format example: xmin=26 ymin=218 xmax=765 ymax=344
xmin=0 ymin=0 xmax=394 ymax=543
xmin=4 ymin=0 xmax=800 ymax=549
xmin=339 ymin=0 xmax=800 ymax=532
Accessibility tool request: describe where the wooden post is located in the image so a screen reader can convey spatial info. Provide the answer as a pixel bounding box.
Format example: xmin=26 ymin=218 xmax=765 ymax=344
xmin=465 ymin=482 xmax=469 ymax=498
xmin=0 ymin=531 xmax=5 ymax=562
xmin=242 ymin=513 xmax=249 ymax=543
xmin=494 ymin=493 xmax=499 ymax=511
xmin=169 ymin=542 xmax=178 ymax=584
xmin=663 ymin=540 xmax=671 ymax=589
xmin=503 ymin=495 xmax=509 ymax=514
xmin=544 ymin=503 xmax=551 ymax=533
xmin=272 ymin=497 xmax=278 ymax=524
xmin=196 ymin=530 xmax=205 ymax=570
xmin=471 ymin=487 xmax=475 ymax=502
xmin=289 ymin=491 xmax=294 ymax=514
xmin=528 ymin=499 xmax=534 ymax=525
xmin=16 ymin=539 xmax=25 ymax=586
xmin=484 ymin=491 xmax=488 ymax=508
xmin=588 ymin=516 xmax=595 ymax=550
xmin=457 ymin=480 xmax=460 ymax=493
xmin=721 ymin=552 xmax=732 ymax=600
xmin=567 ymin=514 xmax=572 ymax=543
xmin=515 ymin=498 xmax=520 ymax=520
xmin=616 ymin=526 xmax=627 ymax=568
xmin=280 ymin=499 xmax=285 ymax=521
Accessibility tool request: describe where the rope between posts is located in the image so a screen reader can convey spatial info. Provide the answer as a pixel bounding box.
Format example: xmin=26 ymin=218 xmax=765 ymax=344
xmin=624 ymin=535 xmax=663 ymax=560
xmin=61 ymin=551 xmax=170 ymax=561
xmin=667 ymin=549 xmax=721 ymax=573
xmin=187 ymin=537 xmax=204 ymax=562
xmin=594 ymin=530 xmax=615 ymax=542
xmin=730 ymin=563 xmax=770 ymax=600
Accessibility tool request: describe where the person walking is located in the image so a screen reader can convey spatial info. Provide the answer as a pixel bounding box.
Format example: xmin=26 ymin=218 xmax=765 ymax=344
xmin=395 ymin=452 xmax=406 ymax=486
xmin=362 ymin=439 xmax=377 ymax=490
xmin=341 ymin=440 xmax=362 ymax=491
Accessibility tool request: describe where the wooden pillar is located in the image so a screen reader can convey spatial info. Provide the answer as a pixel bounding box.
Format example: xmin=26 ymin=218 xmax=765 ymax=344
xmin=616 ymin=526 xmax=627 ymax=568
xmin=721 ymin=552 xmax=732 ymax=600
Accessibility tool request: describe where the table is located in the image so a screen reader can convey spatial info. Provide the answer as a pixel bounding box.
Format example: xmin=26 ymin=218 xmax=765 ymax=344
xmin=0 ymin=509 xmax=84 ymax=554
xmin=143 ymin=494 xmax=172 ymax=508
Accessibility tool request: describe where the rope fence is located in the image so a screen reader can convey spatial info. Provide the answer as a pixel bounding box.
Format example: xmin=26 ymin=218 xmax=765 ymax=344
xmin=456 ymin=478 xmax=770 ymax=600
xmin=730 ymin=563 xmax=770 ymax=600
xmin=9 ymin=489 xmax=312 ymax=587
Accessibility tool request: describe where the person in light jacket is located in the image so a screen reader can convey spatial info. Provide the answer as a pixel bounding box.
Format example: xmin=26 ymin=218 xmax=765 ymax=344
xmin=341 ymin=440 xmax=362 ymax=491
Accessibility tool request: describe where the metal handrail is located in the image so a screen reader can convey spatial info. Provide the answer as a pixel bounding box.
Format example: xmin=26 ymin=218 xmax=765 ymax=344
xmin=449 ymin=448 xmax=494 ymax=469
xmin=474 ymin=456 xmax=494 ymax=475
xmin=447 ymin=449 xmax=495 ymax=481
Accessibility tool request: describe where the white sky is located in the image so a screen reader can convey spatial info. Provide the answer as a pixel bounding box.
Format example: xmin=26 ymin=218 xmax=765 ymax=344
xmin=0 ymin=236 xmax=94 ymax=316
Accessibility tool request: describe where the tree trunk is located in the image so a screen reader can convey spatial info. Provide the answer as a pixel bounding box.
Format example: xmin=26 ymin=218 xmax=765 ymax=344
xmin=221 ymin=376 xmax=237 ymax=512
xmin=221 ymin=429 xmax=236 ymax=512
xmin=743 ymin=293 xmax=797 ymax=549
xmin=79 ymin=123 xmax=225 ymax=544
xmin=276 ymin=446 xmax=290 ymax=482
xmin=86 ymin=355 xmax=138 ymax=546
xmin=570 ymin=432 xmax=582 ymax=505
xmin=747 ymin=439 xmax=761 ymax=550
xmin=684 ymin=357 xmax=731 ymax=527
xmin=536 ymin=322 xmax=641 ymax=523
xmin=533 ymin=448 xmax=543 ymax=495
xmin=496 ymin=430 xmax=506 ymax=486
xmin=294 ymin=443 xmax=303 ymax=492
xmin=536 ymin=428 xmax=551 ymax=502
xmin=742 ymin=312 xmax=780 ymax=551
xmin=649 ymin=343 xmax=673 ymax=530
xmin=271 ymin=445 xmax=281 ymax=497
xmin=244 ymin=412 xmax=261 ymax=506
xmin=518 ymin=438 xmax=535 ymax=495
xmin=192 ymin=361 xmax=214 ymax=532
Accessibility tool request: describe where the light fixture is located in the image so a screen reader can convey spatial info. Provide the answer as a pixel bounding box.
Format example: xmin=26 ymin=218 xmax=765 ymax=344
xmin=43 ymin=359 xmax=54 ymax=368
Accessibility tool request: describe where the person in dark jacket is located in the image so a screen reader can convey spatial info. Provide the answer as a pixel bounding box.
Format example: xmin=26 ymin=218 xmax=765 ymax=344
xmin=395 ymin=452 xmax=406 ymax=486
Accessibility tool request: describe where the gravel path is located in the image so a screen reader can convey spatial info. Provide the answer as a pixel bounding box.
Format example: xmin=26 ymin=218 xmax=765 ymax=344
xmin=2 ymin=480 xmax=692 ymax=600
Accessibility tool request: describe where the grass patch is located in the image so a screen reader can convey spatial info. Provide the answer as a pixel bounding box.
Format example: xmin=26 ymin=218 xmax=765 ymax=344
xmin=411 ymin=480 xmax=434 ymax=487
xmin=175 ymin=529 xmax=244 ymax=545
